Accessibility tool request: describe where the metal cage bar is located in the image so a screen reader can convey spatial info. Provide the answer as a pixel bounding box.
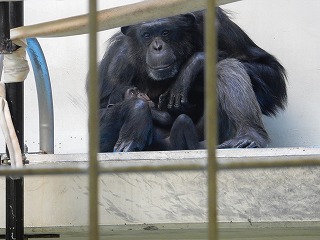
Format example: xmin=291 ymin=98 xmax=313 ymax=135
xmin=205 ymin=1 xmax=218 ymax=239
xmin=9 ymin=0 xmax=242 ymax=40
xmin=2 ymin=155 xmax=320 ymax=177
xmin=88 ymin=0 xmax=99 ymax=239
xmin=5 ymin=2 xmax=25 ymax=240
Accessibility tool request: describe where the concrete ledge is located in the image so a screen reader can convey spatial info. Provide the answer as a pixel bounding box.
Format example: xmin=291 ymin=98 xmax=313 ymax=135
xmin=25 ymin=147 xmax=320 ymax=163
xmin=1 ymin=222 xmax=320 ymax=240
xmin=1 ymin=148 xmax=320 ymax=229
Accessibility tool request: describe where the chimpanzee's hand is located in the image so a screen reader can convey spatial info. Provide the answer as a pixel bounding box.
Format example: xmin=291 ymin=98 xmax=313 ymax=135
xmin=158 ymin=76 xmax=190 ymax=111
xmin=158 ymin=52 xmax=204 ymax=112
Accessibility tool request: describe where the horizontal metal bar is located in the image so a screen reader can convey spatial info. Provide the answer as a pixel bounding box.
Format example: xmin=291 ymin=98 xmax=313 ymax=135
xmin=0 ymin=166 xmax=88 ymax=176
xmin=10 ymin=0 xmax=242 ymax=39
xmin=10 ymin=0 xmax=205 ymax=39
xmin=0 ymin=164 xmax=206 ymax=176
xmin=1 ymin=155 xmax=320 ymax=176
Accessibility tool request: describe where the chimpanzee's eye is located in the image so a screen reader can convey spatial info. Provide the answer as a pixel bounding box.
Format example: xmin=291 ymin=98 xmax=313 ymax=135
xmin=143 ymin=32 xmax=151 ymax=39
xmin=162 ymin=30 xmax=169 ymax=36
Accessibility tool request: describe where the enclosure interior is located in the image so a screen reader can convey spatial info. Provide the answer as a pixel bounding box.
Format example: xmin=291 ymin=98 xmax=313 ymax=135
xmin=1 ymin=0 xmax=320 ymax=239
xmin=0 ymin=0 xmax=319 ymax=153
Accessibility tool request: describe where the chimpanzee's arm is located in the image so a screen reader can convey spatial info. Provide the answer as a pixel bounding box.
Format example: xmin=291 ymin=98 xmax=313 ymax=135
xmin=150 ymin=108 xmax=173 ymax=126
xmin=158 ymin=52 xmax=204 ymax=111
xmin=98 ymin=33 xmax=136 ymax=108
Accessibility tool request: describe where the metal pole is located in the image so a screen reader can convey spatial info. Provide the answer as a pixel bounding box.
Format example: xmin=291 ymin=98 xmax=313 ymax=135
xmin=88 ymin=0 xmax=99 ymax=239
xmin=205 ymin=1 xmax=218 ymax=240
xmin=26 ymin=38 xmax=54 ymax=154
xmin=1 ymin=155 xmax=320 ymax=177
xmin=0 ymin=54 xmax=3 ymax=80
xmin=0 ymin=2 xmax=12 ymax=54
xmin=10 ymin=0 xmax=207 ymax=39
xmin=5 ymin=2 xmax=25 ymax=240
xmin=9 ymin=0 xmax=241 ymax=40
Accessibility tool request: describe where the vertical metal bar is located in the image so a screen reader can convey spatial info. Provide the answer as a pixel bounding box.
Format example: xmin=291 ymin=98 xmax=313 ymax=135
xmin=0 ymin=54 xmax=3 ymax=79
xmin=88 ymin=0 xmax=99 ymax=239
xmin=7 ymin=1 xmax=24 ymax=149
xmin=0 ymin=2 xmax=8 ymax=81
xmin=205 ymin=1 xmax=218 ymax=240
xmin=0 ymin=2 xmax=12 ymax=53
xmin=5 ymin=2 xmax=25 ymax=240
xmin=6 ymin=178 xmax=24 ymax=240
xmin=0 ymin=2 xmax=10 ymax=36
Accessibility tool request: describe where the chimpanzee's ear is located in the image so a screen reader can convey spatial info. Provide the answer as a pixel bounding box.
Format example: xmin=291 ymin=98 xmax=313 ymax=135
xmin=182 ymin=13 xmax=196 ymax=25
xmin=121 ymin=26 xmax=130 ymax=36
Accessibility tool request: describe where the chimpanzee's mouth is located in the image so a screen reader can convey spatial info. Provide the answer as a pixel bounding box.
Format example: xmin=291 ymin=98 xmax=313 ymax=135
xmin=148 ymin=63 xmax=174 ymax=70
xmin=147 ymin=63 xmax=179 ymax=81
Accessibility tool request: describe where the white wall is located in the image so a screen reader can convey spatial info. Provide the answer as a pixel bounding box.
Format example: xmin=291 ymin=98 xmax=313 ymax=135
xmin=2 ymin=0 xmax=140 ymax=154
xmin=223 ymin=0 xmax=320 ymax=147
xmin=1 ymin=0 xmax=320 ymax=153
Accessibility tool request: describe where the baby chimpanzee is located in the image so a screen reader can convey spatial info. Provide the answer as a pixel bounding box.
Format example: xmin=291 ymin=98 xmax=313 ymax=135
xmin=99 ymin=87 xmax=200 ymax=152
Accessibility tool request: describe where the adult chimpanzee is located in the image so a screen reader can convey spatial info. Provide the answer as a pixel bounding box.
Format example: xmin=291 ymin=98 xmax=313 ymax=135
xmin=100 ymin=87 xmax=200 ymax=151
xmin=97 ymin=7 xmax=287 ymax=152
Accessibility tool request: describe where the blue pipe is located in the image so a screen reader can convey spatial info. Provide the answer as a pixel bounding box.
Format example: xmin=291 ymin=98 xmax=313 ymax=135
xmin=26 ymin=38 xmax=54 ymax=154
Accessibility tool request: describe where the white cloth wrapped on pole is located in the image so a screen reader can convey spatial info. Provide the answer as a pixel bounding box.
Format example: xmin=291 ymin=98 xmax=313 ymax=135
xmin=0 ymin=39 xmax=27 ymax=168
xmin=3 ymin=39 xmax=29 ymax=83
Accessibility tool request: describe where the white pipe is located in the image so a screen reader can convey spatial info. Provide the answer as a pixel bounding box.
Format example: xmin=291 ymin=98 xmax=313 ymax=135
xmin=10 ymin=0 xmax=242 ymax=39
xmin=0 ymin=82 xmax=23 ymax=167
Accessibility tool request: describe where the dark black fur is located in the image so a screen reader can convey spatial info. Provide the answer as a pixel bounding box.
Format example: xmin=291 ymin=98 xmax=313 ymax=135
xmin=100 ymin=87 xmax=199 ymax=151
xmin=97 ymin=7 xmax=287 ymax=152
xmin=215 ymin=8 xmax=287 ymax=116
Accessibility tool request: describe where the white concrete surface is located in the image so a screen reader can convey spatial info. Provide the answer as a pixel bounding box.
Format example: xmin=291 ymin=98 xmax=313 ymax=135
xmin=0 ymin=0 xmax=320 ymax=153
xmin=1 ymin=148 xmax=320 ymax=228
